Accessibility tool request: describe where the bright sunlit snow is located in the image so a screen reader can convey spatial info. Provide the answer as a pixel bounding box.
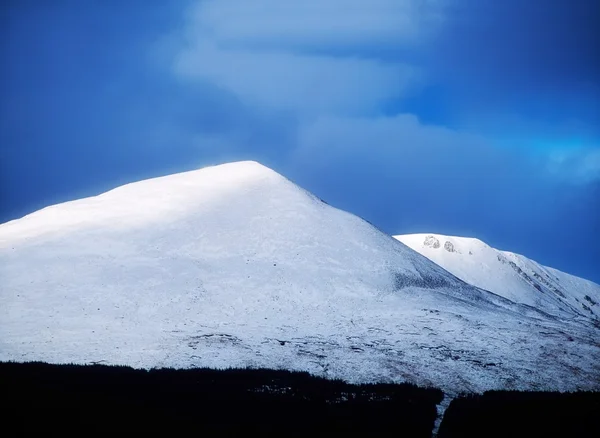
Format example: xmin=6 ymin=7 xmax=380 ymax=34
xmin=1 ymin=161 xmax=598 ymax=395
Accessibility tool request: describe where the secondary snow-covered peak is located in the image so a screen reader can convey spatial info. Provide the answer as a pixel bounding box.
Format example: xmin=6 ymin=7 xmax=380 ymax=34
xmin=395 ymin=233 xmax=600 ymax=321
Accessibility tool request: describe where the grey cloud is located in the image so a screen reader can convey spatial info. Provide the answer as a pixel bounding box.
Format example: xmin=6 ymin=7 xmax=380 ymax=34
xmin=171 ymin=0 xmax=441 ymax=114
xmin=188 ymin=0 xmax=443 ymax=50
xmin=174 ymin=42 xmax=417 ymax=114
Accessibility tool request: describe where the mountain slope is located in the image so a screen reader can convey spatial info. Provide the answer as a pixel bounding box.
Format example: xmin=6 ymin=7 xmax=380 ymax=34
xmin=395 ymin=233 xmax=600 ymax=322
xmin=1 ymin=161 xmax=599 ymax=394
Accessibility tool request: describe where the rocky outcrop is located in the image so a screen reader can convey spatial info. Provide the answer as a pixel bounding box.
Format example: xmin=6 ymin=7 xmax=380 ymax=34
xmin=424 ymin=235 xmax=441 ymax=249
xmin=444 ymin=241 xmax=455 ymax=253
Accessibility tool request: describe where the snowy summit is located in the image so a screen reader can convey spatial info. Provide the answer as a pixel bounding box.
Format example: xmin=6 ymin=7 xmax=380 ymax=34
xmin=1 ymin=161 xmax=598 ymax=394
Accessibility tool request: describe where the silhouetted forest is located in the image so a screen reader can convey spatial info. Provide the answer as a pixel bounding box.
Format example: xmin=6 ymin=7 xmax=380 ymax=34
xmin=4 ymin=362 xmax=599 ymax=437
xmin=1 ymin=361 xmax=442 ymax=437
xmin=438 ymin=389 xmax=600 ymax=438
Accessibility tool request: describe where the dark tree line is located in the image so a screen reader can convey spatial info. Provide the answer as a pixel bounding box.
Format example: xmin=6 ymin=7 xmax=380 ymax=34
xmin=438 ymin=390 xmax=600 ymax=438
xmin=1 ymin=361 xmax=442 ymax=437
xmin=4 ymin=361 xmax=597 ymax=437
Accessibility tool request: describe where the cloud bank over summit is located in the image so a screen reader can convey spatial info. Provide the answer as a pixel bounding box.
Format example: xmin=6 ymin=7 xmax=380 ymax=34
xmin=0 ymin=0 xmax=598 ymax=281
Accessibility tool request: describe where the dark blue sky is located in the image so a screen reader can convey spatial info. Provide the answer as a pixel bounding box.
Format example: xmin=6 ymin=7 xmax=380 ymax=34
xmin=1 ymin=0 xmax=599 ymax=282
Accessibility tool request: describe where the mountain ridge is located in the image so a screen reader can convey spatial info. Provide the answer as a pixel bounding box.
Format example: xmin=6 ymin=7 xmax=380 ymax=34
xmin=395 ymin=233 xmax=600 ymax=322
xmin=1 ymin=161 xmax=598 ymax=394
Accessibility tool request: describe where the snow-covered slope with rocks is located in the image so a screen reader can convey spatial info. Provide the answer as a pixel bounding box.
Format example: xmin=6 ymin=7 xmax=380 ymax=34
xmin=395 ymin=234 xmax=600 ymax=322
xmin=1 ymin=161 xmax=599 ymax=394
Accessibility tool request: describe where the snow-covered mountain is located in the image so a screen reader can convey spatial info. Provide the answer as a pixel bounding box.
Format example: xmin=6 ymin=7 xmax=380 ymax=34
xmin=395 ymin=234 xmax=600 ymax=322
xmin=1 ymin=161 xmax=598 ymax=395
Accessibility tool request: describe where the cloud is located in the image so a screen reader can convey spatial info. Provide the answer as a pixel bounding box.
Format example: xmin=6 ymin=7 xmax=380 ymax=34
xmin=165 ymin=0 xmax=600 ymax=190
xmin=164 ymin=0 xmax=600 ymax=191
xmin=187 ymin=0 xmax=444 ymax=50
xmin=171 ymin=0 xmax=445 ymax=114
xmin=175 ymin=42 xmax=417 ymax=115
xmin=290 ymin=113 xmax=533 ymax=210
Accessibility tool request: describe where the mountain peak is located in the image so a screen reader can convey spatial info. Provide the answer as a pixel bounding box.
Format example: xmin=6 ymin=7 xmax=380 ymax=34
xmin=182 ymin=160 xmax=280 ymax=181
xmin=0 ymin=161 xmax=287 ymax=243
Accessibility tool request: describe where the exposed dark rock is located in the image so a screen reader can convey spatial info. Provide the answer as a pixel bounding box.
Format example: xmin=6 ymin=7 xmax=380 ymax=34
xmin=582 ymin=303 xmax=593 ymax=314
xmin=444 ymin=241 xmax=455 ymax=253
xmin=424 ymin=235 xmax=441 ymax=249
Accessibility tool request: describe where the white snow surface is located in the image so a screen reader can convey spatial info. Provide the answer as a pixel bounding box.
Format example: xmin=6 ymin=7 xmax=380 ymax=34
xmin=1 ymin=161 xmax=599 ymax=394
xmin=395 ymin=233 xmax=600 ymax=322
